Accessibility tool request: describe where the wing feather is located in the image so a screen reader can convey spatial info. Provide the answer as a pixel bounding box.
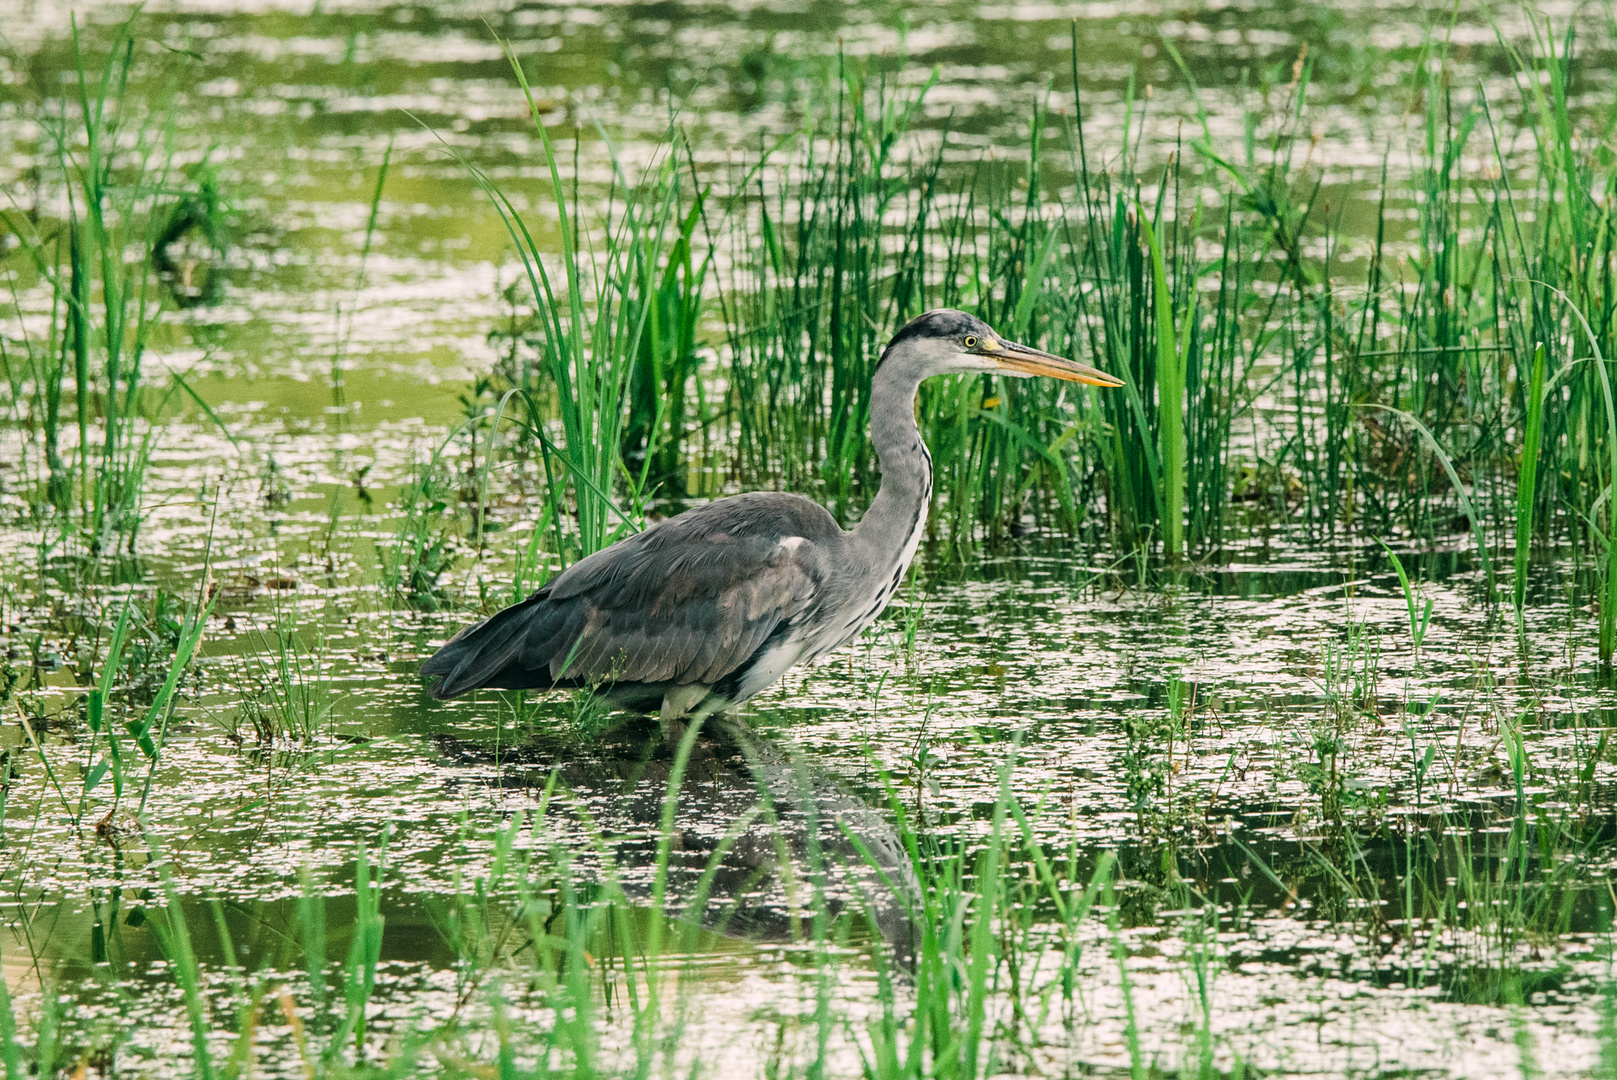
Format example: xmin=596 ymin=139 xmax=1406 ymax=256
xmin=421 ymin=493 xmax=839 ymax=700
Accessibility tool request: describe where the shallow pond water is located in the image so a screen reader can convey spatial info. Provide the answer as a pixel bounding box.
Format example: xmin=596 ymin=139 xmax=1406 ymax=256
xmin=4 ymin=1 xmax=1617 ymax=1077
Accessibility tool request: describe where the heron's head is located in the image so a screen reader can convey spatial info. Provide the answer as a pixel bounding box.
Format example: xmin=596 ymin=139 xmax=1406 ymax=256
xmin=879 ymin=309 xmax=1124 ymax=387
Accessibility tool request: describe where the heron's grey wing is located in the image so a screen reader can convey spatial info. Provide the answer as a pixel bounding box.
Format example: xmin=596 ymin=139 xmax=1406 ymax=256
xmin=553 ymin=530 xmax=824 ymax=685
xmin=421 ymin=494 xmax=838 ymax=699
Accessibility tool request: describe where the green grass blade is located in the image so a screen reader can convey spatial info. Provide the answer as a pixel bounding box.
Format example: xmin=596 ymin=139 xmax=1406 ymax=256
xmin=1139 ymin=209 xmax=1184 ymax=559
xmin=146 ymin=863 xmax=217 ymax=1080
xmin=169 ymin=371 xmax=240 ymax=450
xmin=0 ymin=940 xmax=21 ymax=1080
xmin=1514 ymin=343 xmax=1546 ymax=614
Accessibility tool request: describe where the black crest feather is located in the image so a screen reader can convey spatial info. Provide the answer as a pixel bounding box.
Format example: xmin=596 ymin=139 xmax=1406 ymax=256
xmin=880 ymin=309 xmax=992 ymax=360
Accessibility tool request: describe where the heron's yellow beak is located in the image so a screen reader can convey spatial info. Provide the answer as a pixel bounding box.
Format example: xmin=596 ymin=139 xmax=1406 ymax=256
xmin=986 ymin=338 xmax=1124 ymax=387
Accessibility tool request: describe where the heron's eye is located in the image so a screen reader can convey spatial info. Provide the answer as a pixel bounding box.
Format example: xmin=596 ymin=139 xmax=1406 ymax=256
xmin=963 ymin=335 xmax=978 ymax=348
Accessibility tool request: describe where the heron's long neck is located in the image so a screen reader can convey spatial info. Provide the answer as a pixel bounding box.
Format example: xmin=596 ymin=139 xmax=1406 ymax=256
xmin=852 ymin=359 xmax=932 ymax=570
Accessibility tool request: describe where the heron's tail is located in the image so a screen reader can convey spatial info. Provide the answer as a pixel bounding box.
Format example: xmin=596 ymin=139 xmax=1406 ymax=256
xmin=420 ymin=590 xmax=578 ymax=699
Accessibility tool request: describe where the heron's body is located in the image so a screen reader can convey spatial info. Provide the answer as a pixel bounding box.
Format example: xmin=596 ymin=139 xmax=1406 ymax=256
xmin=422 ymin=310 xmax=1120 ymax=716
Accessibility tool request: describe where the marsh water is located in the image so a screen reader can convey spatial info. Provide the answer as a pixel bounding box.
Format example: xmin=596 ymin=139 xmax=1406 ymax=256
xmin=4 ymin=1 xmax=1617 ymax=1076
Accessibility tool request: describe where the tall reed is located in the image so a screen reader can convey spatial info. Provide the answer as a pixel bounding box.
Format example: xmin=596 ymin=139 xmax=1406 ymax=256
xmin=0 ymin=15 xmax=204 ymax=561
xmin=1514 ymin=343 xmax=1546 ymax=616
xmin=441 ymin=47 xmax=702 ymax=563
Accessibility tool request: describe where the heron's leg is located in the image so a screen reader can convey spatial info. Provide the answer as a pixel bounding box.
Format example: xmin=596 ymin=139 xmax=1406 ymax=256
xmin=688 ymin=691 xmax=739 ymax=723
xmin=659 ymin=682 xmax=710 ymax=722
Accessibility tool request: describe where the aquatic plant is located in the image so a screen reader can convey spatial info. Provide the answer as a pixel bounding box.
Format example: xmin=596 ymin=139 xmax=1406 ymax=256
xmin=0 ymin=16 xmax=213 ymax=561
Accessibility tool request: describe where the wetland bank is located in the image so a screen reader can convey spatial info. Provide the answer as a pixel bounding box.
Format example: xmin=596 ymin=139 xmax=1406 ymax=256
xmin=4 ymin=1 xmax=1617 ymax=1076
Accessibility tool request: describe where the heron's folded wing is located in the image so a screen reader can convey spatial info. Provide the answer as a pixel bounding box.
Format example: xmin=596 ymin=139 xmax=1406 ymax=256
xmin=554 ymin=527 xmax=827 ymax=686
xmin=422 ymin=502 xmax=833 ymax=699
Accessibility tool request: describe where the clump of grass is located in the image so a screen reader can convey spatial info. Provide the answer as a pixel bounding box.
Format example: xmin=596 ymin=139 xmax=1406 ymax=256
xmin=438 ymin=19 xmax=1617 ymax=593
xmin=381 ymin=450 xmax=460 ymax=612
xmin=436 ymin=43 xmax=703 ymax=565
xmin=0 ymin=15 xmax=215 ymax=563
xmin=230 ymin=602 xmax=336 ymax=745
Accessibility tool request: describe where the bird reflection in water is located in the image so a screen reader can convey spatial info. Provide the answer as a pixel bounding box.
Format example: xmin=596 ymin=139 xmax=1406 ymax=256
xmin=434 ymin=715 xmax=919 ymax=964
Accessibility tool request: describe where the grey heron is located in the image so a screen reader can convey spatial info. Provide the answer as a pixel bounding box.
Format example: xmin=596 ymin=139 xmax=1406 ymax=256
xmin=421 ymin=309 xmax=1123 ymax=718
